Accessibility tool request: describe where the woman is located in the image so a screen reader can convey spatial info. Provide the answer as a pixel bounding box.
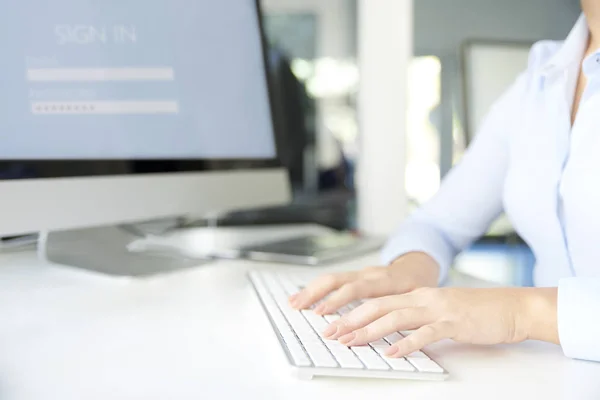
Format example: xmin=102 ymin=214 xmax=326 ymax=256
xmin=289 ymin=2 xmax=600 ymax=363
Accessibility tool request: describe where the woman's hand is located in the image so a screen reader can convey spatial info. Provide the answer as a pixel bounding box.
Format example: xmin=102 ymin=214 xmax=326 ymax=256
xmin=322 ymin=287 xmax=559 ymax=357
xmin=289 ymin=252 xmax=440 ymax=314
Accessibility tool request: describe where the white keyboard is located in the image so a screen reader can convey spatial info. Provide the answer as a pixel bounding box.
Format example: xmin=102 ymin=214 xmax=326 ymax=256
xmin=248 ymin=270 xmax=449 ymax=381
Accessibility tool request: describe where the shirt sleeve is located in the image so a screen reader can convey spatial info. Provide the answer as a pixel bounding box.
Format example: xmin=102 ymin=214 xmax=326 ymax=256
xmin=381 ymin=73 xmax=528 ymax=284
xmin=558 ymin=278 xmax=600 ymax=362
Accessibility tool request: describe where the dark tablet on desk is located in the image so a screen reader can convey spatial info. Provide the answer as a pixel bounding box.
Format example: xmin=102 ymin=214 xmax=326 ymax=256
xmin=238 ymin=233 xmax=384 ymax=265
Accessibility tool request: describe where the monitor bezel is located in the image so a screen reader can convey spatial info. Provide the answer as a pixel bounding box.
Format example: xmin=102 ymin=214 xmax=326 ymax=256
xmin=0 ymin=0 xmax=282 ymax=180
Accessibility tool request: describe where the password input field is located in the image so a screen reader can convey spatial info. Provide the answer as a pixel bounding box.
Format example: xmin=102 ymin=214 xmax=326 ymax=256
xmin=31 ymin=101 xmax=179 ymax=115
xmin=27 ymin=68 xmax=175 ymax=82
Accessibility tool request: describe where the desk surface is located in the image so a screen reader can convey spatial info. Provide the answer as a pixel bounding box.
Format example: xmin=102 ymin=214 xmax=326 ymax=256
xmin=0 ymin=240 xmax=599 ymax=399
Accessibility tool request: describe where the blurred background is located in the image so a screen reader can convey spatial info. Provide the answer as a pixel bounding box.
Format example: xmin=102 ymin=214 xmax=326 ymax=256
xmin=235 ymin=0 xmax=581 ymax=286
xmin=260 ymin=0 xmax=580 ymax=207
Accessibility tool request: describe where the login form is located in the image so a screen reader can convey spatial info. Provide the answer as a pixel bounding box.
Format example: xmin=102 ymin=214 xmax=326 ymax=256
xmin=0 ymin=0 xmax=276 ymax=159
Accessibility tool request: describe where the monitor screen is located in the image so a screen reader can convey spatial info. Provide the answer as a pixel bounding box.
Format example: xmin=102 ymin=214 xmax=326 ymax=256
xmin=0 ymin=0 xmax=276 ymax=164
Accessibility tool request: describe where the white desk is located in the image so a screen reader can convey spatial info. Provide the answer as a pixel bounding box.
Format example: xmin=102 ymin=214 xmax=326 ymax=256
xmin=0 ymin=246 xmax=599 ymax=400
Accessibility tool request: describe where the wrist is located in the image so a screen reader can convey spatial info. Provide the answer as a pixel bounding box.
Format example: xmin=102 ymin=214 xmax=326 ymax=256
xmin=389 ymin=252 xmax=440 ymax=289
xmin=522 ymin=288 xmax=559 ymax=344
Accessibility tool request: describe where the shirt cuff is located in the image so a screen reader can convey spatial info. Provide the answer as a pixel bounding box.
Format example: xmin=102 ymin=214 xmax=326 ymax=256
xmin=380 ymin=220 xmax=457 ymax=285
xmin=558 ymin=277 xmax=600 ymax=362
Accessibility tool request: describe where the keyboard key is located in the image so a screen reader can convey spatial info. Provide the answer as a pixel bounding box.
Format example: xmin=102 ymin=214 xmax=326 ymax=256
xmin=297 ymin=330 xmax=321 ymax=345
xmin=326 ymin=342 xmax=354 ymax=355
xmin=371 ymin=339 xmax=389 ymax=347
xmin=351 ymin=346 xmax=390 ymax=370
xmin=277 ymin=274 xmax=300 ymax=296
xmin=370 ymin=340 xmax=391 ymax=355
xmin=280 ymin=330 xmax=299 ymax=346
xmin=323 ymin=338 xmax=343 ymax=347
xmin=324 ymin=341 xmax=365 ymax=369
xmin=324 ymin=314 xmax=340 ymax=323
xmin=287 ymin=315 xmax=312 ymax=335
xmin=329 ymin=347 xmax=356 ymax=359
xmin=408 ymin=357 xmax=444 ymax=373
xmin=407 ymin=351 xmax=428 ymax=358
xmin=301 ymin=310 xmax=329 ymax=334
xmin=384 ymin=357 xmax=415 ymax=372
xmin=304 ymin=344 xmax=338 ymax=368
xmin=323 ymin=340 xmax=349 ymax=354
xmin=289 ymin=346 xmax=312 ymax=367
xmin=384 ymin=332 xmax=403 ymax=344
xmin=335 ymin=355 xmax=364 ymax=369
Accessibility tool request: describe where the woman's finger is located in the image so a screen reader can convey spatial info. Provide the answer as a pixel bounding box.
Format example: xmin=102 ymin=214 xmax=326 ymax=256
xmin=314 ymin=278 xmax=393 ymax=315
xmin=289 ymin=271 xmax=358 ymax=309
xmin=323 ymin=294 xmax=417 ymax=339
xmin=386 ymin=321 xmax=454 ymax=358
xmin=337 ymin=307 xmax=432 ymax=346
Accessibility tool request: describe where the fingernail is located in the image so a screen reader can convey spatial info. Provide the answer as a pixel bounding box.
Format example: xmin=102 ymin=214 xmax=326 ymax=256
xmin=385 ymin=345 xmax=399 ymax=357
xmin=322 ymin=324 xmax=338 ymax=338
xmin=338 ymin=332 xmax=356 ymax=345
xmin=289 ymin=294 xmax=298 ymax=303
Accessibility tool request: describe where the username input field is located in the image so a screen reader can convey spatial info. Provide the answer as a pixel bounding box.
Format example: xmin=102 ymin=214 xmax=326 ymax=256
xmin=26 ymin=67 xmax=175 ymax=82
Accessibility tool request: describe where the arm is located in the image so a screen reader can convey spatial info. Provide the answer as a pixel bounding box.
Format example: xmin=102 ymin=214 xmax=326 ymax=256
xmin=558 ymin=278 xmax=600 ymax=361
xmin=319 ymin=72 xmax=568 ymax=355
xmin=292 ymin=75 xmax=529 ymax=311
xmin=381 ymin=74 xmax=527 ymax=283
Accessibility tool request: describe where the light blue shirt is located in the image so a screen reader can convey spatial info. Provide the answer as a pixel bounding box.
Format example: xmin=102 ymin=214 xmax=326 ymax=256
xmin=382 ymin=14 xmax=600 ymax=363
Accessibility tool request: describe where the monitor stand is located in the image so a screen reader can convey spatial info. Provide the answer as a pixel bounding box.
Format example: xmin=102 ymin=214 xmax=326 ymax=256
xmin=38 ymin=225 xmax=213 ymax=277
xmin=38 ymin=223 xmax=341 ymax=276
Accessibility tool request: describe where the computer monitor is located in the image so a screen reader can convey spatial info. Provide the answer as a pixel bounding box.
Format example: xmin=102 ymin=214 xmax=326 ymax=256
xmin=0 ymin=0 xmax=291 ymax=238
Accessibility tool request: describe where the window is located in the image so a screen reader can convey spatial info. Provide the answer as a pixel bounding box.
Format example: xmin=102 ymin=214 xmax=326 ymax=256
xmin=405 ymin=56 xmax=442 ymax=207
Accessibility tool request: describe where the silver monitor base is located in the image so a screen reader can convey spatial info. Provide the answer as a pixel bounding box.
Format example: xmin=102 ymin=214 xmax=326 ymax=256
xmin=39 ymin=226 xmax=211 ymax=277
